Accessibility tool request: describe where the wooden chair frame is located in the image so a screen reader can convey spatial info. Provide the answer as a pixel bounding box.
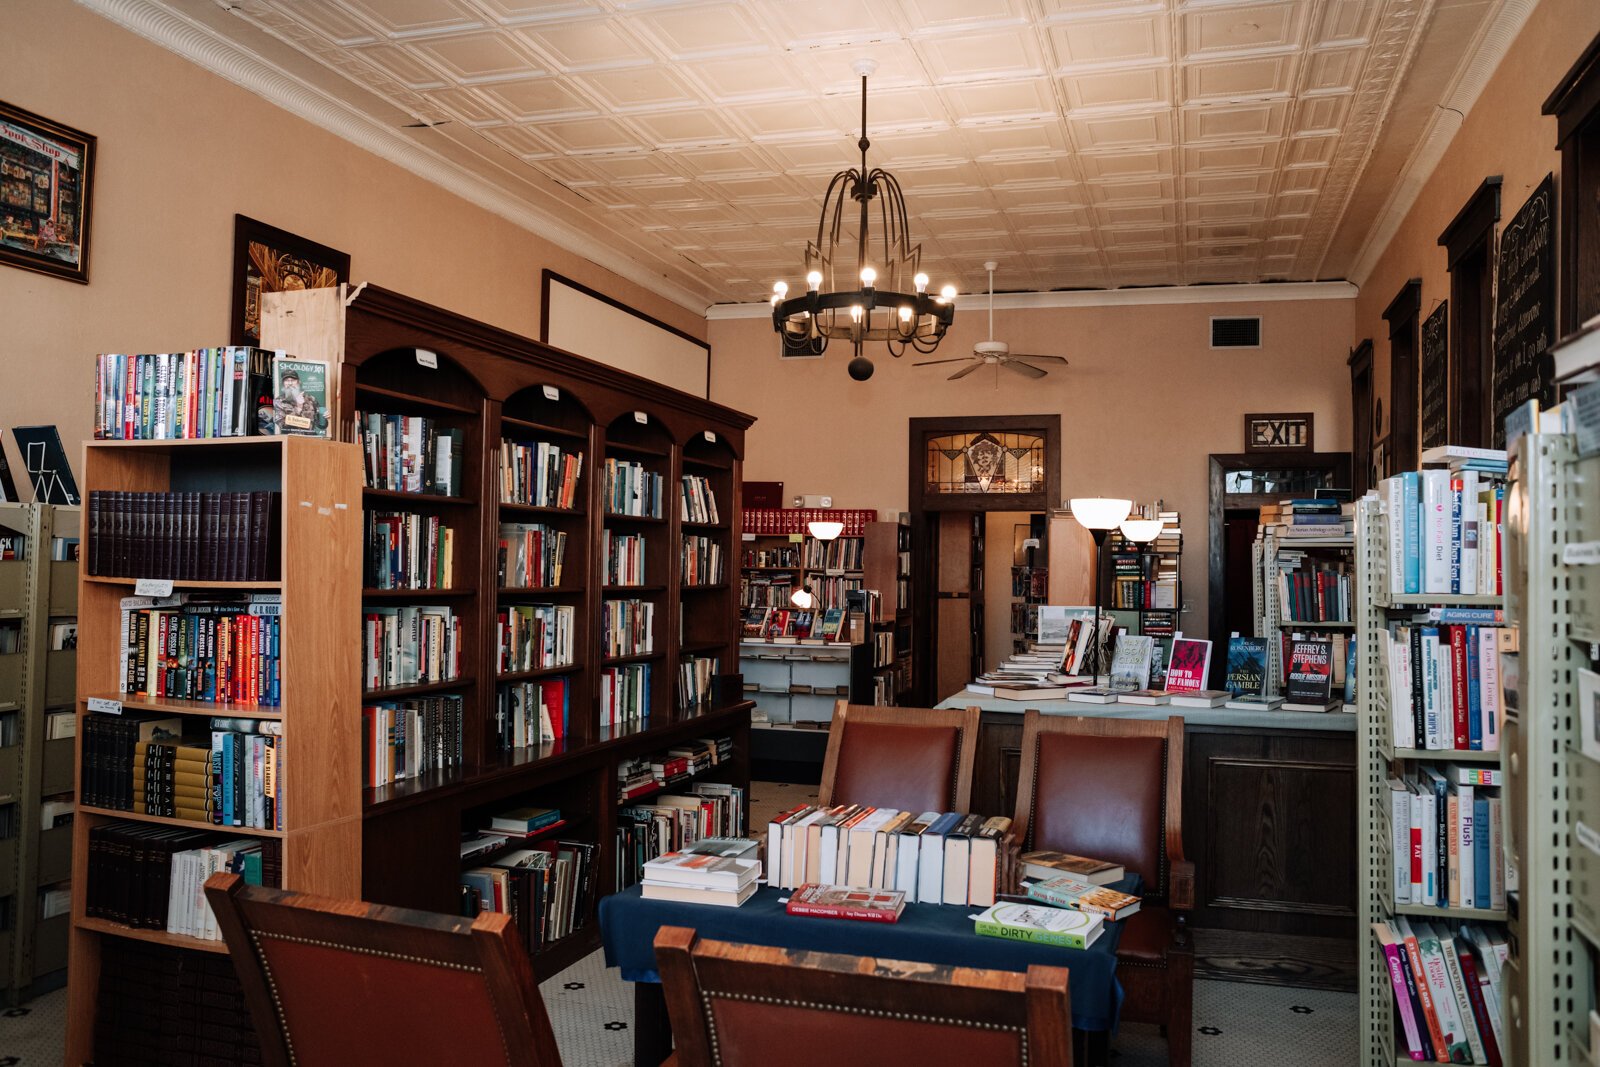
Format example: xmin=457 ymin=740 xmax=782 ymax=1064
xmin=1010 ymin=711 xmax=1194 ymax=1067
xmin=655 ymin=925 xmax=1073 ymax=1067
xmin=204 ymin=872 xmax=563 ymax=1067
xmin=818 ymin=700 xmax=981 ymax=812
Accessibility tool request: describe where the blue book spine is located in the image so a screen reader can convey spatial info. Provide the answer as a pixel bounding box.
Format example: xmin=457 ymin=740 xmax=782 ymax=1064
xmin=1448 ymin=480 xmax=1463 ymax=594
xmin=1473 ymin=796 xmax=1492 ymax=905
xmin=222 ymin=732 xmax=235 ymax=826
xmin=1401 ymin=472 xmax=1422 ymax=594
xmin=562 ymin=679 xmax=570 ymax=737
xmin=1465 ymin=625 xmax=1483 ymax=750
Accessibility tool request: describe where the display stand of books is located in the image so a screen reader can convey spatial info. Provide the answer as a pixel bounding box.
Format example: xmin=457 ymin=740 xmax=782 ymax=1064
xmin=1255 ymin=522 xmax=1355 ymax=706
xmin=1353 ymin=468 xmax=1512 ymax=1067
xmin=65 ymin=436 xmax=362 ymax=1064
xmin=261 ymin=284 xmax=753 ymax=979
xmin=0 ymin=503 xmax=77 ymax=1003
xmin=1098 ymin=509 xmax=1181 ymax=647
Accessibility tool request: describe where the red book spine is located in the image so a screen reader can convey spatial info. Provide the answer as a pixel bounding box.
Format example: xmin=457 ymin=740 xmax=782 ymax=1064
xmin=1455 ymin=948 xmax=1501 ymax=1067
xmin=784 ymin=901 xmax=900 ymax=923
xmin=1450 ymin=626 xmax=1469 ymax=749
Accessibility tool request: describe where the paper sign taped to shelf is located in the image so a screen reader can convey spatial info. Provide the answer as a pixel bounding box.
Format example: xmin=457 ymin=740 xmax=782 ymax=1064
xmin=415 ymin=348 xmax=438 ymax=369
xmin=542 ymin=385 xmax=559 ymax=401
xmin=1581 ymin=668 xmax=1600 ymax=763
xmin=86 ymin=697 xmax=122 ymax=715
xmin=1573 ymin=380 xmax=1600 ymax=458
xmin=134 ymin=578 xmax=173 ymax=597
xmin=1565 ymin=542 xmax=1600 ymax=566
xmin=704 ymin=431 xmax=716 ymax=443
xmin=634 ymin=410 xmax=648 ymax=424
xmin=1578 ymin=820 xmax=1600 ymax=859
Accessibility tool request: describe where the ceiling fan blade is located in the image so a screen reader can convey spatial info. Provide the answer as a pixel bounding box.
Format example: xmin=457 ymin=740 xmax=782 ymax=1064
xmin=915 ymin=358 xmax=975 ymax=367
xmin=949 ymin=363 xmax=984 ymax=380
xmin=1008 ymin=353 xmax=1070 ymax=364
xmin=1002 ymin=359 xmax=1047 ymax=379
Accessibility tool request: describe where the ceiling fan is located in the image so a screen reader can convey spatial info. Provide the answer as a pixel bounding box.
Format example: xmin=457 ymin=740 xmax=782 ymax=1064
xmin=914 ymin=261 xmax=1069 ymax=380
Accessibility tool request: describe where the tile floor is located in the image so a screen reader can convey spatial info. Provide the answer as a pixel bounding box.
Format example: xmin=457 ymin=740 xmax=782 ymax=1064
xmin=0 ymin=782 xmax=1358 ymax=1066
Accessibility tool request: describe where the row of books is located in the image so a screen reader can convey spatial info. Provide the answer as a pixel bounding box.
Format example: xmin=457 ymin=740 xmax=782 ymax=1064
xmin=873 ymin=630 xmax=894 ymax=668
xmin=808 ymin=574 xmax=864 ymax=611
xmin=461 ymin=839 xmax=598 ymax=951
xmin=1276 ymin=551 xmax=1351 ymax=623
xmin=1380 ymin=619 xmax=1506 ymax=752
xmin=676 ymin=655 xmax=719 ymax=710
xmin=496 ymin=603 xmax=576 ymax=675
xmin=82 ymin=714 xmax=283 ymax=828
xmin=496 ymin=521 xmax=567 ymax=588
xmin=601 ymin=663 xmax=650 ymax=727
xmin=617 ymin=784 xmax=747 ymax=888
xmin=740 ymin=605 xmax=847 ymax=643
xmin=362 ymin=604 xmax=461 ymax=691
xmin=496 ymin=678 xmax=569 ymax=748
xmin=740 ymin=572 xmax=796 ymax=608
xmin=744 ymin=509 xmax=876 ymax=537
xmin=1380 ymin=460 xmax=1505 ymax=598
xmin=616 ymin=736 xmax=733 ymax=800
xmin=362 ymin=694 xmax=464 ymax=788
xmin=679 ymin=474 xmax=719 ymax=525
xmin=601 ymin=598 xmax=653 ymax=657
xmin=364 ymin=510 xmax=454 ymax=591
xmin=602 ymin=530 xmax=647 ymax=586
xmin=119 ymin=595 xmax=281 ymax=706
xmin=603 ymin=458 xmax=663 ymax=519
xmin=1260 ymin=497 xmax=1354 ymax=537
xmin=681 ymin=535 xmax=724 ymax=586
xmin=85 ymin=824 xmax=271 ymax=938
xmin=1387 ymin=765 xmax=1506 ymax=912
xmin=93 ymin=348 xmax=271 ymax=440
xmin=499 ymin=439 xmax=583 ymax=510
xmin=767 ymin=805 xmax=1012 ymax=907
xmin=1375 ymin=918 xmax=1507 ymax=1064
xmin=357 ymin=411 xmax=466 ymax=498
xmin=744 ymin=547 xmax=799 ymax=567
xmin=87 ymin=490 xmax=279 ymax=581
xmin=94 ymin=939 xmax=263 ymax=1064
xmin=802 ymin=536 xmax=863 ymax=572
xmin=1 ymin=534 xmax=81 ymax=562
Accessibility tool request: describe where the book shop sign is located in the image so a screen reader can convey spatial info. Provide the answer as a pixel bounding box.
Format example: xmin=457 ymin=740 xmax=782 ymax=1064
xmin=1244 ymin=412 xmax=1313 ymax=452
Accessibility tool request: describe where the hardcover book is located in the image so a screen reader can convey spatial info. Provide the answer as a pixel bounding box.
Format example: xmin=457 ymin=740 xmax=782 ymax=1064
xmin=269 ymin=357 xmax=331 ymax=437
xmin=1224 ymin=636 xmax=1269 ymax=696
xmin=1164 ymin=636 xmax=1212 ymax=693
xmin=1107 ymin=635 xmax=1155 ymax=691
xmin=1024 ymin=875 xmax=1142 ymax=921
xmin=1019 ymin=850 xmax=1124 ymax=886
xmin=786 ymin=884 xmax=906 ymax=923
xmin=973 ymin=902 xmax=1103 ymax=949
xmin=1285 ymin=637 xmax=1338 ymax=710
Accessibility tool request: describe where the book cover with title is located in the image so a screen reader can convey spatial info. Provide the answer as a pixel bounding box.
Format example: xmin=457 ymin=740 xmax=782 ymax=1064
xmin=1224 ymin=636 xmax=1268 ymax=696
xmin=1286 ymin=638 xmax=1334 ymax=703
xmin=1164 ymin=636 xmax=1212 ymax=693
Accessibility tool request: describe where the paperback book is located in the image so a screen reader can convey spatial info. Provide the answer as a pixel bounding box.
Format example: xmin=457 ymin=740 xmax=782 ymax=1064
xmin=973 ymin=902 xmax=1103 ymax=949
xmin=785 ymin=884 xmax=906 ymax=924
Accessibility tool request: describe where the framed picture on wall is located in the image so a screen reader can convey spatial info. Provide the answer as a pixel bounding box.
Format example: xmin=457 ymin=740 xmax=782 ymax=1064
xmin=0 ymin=100 xmax=95 ymax=284
xmin=1371 ymin=436 xmax=1388 ymax=487
xmin=229 ymin=214 xmax=350 ymax=345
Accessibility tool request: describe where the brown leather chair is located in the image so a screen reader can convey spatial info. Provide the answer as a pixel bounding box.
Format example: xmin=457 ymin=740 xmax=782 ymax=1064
xmin=655 ymin=924 xmax=1074 ymax=1067
xmin=819 ymin=700 xmax=980 ymax=814
xmin=1011 ymin=711 xmax=1194 ymax=1067
xmin=204 ymin=872 xmax=563 ymax=1067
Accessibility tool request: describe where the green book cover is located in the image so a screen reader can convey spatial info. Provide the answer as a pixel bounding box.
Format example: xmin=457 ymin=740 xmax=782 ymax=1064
xmin=973 ymin=902 xmax=1102 ymax=950
xmin=270 ymin=357 xmax=330 ymax=437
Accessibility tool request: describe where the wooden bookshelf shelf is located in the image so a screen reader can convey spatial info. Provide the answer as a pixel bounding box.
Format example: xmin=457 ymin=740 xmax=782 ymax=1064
xmin=498 ymin=585 xmax=582 ymax=596
xmin=498 ymin=501 xmax=586 ymax=518
xmin=1281 ymin=619 xmax=1355 ymax=628
xmin=678 ymin=640 xmax=727 ymax=655
xmin=602 ymin=652 xmax=663 ymax=666
xmin=681 ymin=457 xmax=732 ymax=471
xmin=603 ymin=441 xmax=669 ymax=459
xmin=73 ymin=917 xmax=230 ymax=956
xmin=82 ymin=575 xmax=281 ymax=591
xmin=77 ymin=805 xmax=286 ymax=837
xmin=362 ymin=678 xmax=469 ymax=700
xmin=499 ymin=416 xmax=587 ymax=442
xmin=362 ymin=487 xmax=474 ymax=507
xmin=355 ymin=381 xmax=478 ymax=416
xmin=85 ymin=436 xmax=286 ymax=453
xmin=680 ymin=520 xmax=727 ymax=530
xmin=362 ymin=587 xmax=472 ymax=599
xmin=497 ymin=664 xmax=580 ymax=683
xmin=82 ymin=693 xmax=283 ymax=720
xmin=681 ymin=583 xmax=728 ymax=592
xmin=603 ymin=584 xmax=665 ymax=594
xmin=1382 ymin=745 xmax=1502 ymax=763
xmin=603 ymin=512 xmax=666 ymax=525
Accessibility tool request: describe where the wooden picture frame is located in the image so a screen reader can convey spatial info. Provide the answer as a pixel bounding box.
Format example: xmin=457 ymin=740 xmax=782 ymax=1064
xmin=230 ymin=215 xmax=350 ymax=346
xmin=1243 ymin=412 xmax=1315 ymax=453
xmin=0 ymin=100 xmax=95 ymax=284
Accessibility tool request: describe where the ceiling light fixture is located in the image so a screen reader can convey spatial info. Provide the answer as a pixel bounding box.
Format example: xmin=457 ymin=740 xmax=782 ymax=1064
xmin=769 ymin=59 xmax=957 ymax=381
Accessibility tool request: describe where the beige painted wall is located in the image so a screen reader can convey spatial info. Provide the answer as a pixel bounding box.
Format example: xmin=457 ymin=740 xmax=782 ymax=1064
xmin=1355 ymin=0 xmax=1600 ymax=422
xmin=708 ymin=295 xmax=1355 ymax=631
xmin=0 ymin=0 xmax=705 ymax=480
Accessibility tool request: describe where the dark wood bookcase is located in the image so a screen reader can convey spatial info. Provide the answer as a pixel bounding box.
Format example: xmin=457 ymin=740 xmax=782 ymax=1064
xmin=262 ymin=285 xmax=753 ymax=978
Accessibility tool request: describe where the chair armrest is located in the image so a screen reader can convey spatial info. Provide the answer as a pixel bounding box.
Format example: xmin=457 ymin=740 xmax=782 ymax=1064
xmin=1168 ymin=858 xmax=1195 ymax=912
xmin=1001 ymin=832 xmax=1022 ymax=896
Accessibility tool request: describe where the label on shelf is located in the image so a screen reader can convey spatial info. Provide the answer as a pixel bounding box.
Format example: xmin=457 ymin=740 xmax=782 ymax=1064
xmin=542 ymin=385 xmax=559 ymax=401
xmin=134 ymin=578 xmax=173 ymax=597
xmin=704 ymin=431 xmax=716 ymax=443
xmin=634 ymin=410 xmax=648 ymax=424
xmin=1578 ymin=820 xmax=1600 ymax=859
xmin=415 ymin=348 xmax=439 ymax=369
xmin=86 ymin=697 xmax=123 ymax=715
xmin=1566 ymin=541 xmax=1600 ymax=566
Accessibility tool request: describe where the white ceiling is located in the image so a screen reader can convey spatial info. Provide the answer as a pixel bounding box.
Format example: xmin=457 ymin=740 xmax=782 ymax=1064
xmin=98 ymin=0 xmax=1515 ymax=305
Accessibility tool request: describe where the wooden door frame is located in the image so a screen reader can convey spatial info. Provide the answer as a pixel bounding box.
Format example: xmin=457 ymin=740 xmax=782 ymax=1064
xmin=908 ymin=414 xmax=1061 ymax=706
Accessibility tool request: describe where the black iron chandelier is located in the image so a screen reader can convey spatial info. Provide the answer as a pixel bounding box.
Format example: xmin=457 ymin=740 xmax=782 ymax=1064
xmin=770 ymin=59 xmax=958 ymax=381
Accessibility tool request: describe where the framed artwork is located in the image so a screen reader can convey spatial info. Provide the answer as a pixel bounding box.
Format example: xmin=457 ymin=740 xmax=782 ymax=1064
xmin=1371 ymin=436 xmax=1389 ymax=486
xmin=1244 ymin=412 xmax=1315 ymax=453
xmin=229 ymin=215 xmax=350 ymax=345
xmin=0 ymin=100 xmax=95 ymax=284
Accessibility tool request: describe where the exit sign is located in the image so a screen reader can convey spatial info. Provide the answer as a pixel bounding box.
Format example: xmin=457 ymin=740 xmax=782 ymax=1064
xmin=1244 ymin=412 xmax=1314 ymax=452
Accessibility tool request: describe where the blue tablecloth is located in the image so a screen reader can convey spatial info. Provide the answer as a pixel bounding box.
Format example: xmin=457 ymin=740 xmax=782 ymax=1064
xmin=600 ymin=881 xmax=1135 ymax=1033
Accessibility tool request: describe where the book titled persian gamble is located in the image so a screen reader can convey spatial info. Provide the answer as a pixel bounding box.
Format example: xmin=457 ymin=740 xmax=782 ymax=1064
xmin=974 ymin=902 xmax=1103 ymax=949
xmin=785 ymin=884 xmax=906 ymax=923
xmin=1019 ymin=850 xmax=1124 ymax=886
xmin=1024 ymin=875 xmax=1142 ymax=921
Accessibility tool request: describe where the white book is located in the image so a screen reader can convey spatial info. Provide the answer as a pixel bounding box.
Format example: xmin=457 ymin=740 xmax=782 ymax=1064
xmin=1458 ymin=471 xmax=1479 ymax=594
xmin=846 ymin=808 xmax=900 ymax=888
xmin=918 ymin=821 xmax=952 ymax=904
xmin=1418 ymin=772 xmax=1439 ymax=906
xmin=1420 ymin=629 xmax=1443 ymax=749
xmin=1388 ymin=777 xmax=1412 ymax=904
xmin=1412 ymin=920 xmax=1471 ymax=1058
xmin=1383 ymin=629 xmax=1416 ymax=750
xmin=1409 ymin=784 xmax=1425 ymax=903
xmin=1479 ymin=627 xmax=1501 ymax=752
xmin=1439 ymin=933 xmax=1488 ymax=1063
xmin=1422 ymin=469 xmax=1453 ymax=594
xmin=1434 ymin=638 xmax=1453 ymax=751
xmin=1457 ymin=782 xmax=1475 ymax=909
xmin=1385 ymin=477 xmax=1405 ymax=597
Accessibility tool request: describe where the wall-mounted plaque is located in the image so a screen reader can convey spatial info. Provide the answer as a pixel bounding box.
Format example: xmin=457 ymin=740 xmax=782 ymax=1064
xmin=1492 ymin=174 xmax=1556 ymax=446
xmin=1244 ymin=412 xmax=1314 ymax=453
xmin=1420 ymin=301 xmax=1449 ymax=450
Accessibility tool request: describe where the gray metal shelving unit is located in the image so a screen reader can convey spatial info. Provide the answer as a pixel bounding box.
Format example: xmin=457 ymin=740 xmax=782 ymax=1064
xmin=0 ymin=502 xmax=77 ymax=1004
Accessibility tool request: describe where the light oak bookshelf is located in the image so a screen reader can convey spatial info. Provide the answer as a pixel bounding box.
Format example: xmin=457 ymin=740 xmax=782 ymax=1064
xmin=65 ymin=435 xmax=361 ymax=1064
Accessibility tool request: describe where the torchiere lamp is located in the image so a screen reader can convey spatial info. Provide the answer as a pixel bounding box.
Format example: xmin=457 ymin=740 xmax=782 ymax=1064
xmin=1069 ymin=497 xmax=1133 ymax=683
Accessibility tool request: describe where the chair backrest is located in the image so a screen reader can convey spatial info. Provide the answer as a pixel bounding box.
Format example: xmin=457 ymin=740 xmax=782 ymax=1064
xmin=655 ymin=925 xmax=1073 ymax=1067
xmin=818 ymin=700 xmax=980 ymax=814
xmin=203 ymin=872 xmax=562 ymax=1067
xmin=1010 ymin=711 xmax=1184 ymax=900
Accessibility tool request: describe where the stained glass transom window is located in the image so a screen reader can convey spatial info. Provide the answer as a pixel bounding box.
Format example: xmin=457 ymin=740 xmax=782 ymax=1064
xmin=925 ymin=431 xmax=1046 ymax=495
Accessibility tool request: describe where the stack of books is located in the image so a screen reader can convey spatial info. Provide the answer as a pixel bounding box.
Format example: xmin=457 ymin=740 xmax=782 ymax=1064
xmin=1260 ymin=498 xmax=1354 ymax=538
xmin=461 ymin=840 xmax=599 ymax=949
xmin=1379 ymin=613 xmax=1506 ymax=751
xmin=640 ymin=845 xmax=761 ymax=907
xmin=1374 ymin=918 xmax=1507 ymax=1063
xmin=766 ymin=806 xmax=1011 ymax=907
xmin=1024 ymin=874 xmax=1142 ymax=921
xmin=1381 ymin=448 xmax=1508 ymax=597
xmin=1386 ymin=765 xmax=1505 ymax=912
xmin=616 ymin=787 xmax=747 ymax=887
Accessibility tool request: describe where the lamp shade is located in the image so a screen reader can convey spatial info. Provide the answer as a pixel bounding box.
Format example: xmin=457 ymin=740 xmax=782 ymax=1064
xmin=808 ymin=520 xmax=845 ymax=541
xmin=1119 ymin=517 xmax=1165 ymax=543
xmin=1069 ymin=497 xmax=1133 ymax=531
xmin=791 ymin=587 xmax=817 ymax=609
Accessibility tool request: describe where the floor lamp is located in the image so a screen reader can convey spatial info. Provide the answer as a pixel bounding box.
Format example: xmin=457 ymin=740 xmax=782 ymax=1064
xmin=1069 ymin=497 xmax=1132 ymax=684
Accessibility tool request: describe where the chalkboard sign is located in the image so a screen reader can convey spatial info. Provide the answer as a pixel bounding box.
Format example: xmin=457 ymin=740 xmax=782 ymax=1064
xmin=1492 ymin=173 xmax=1556 ymax=446
xmin=1420 ymin=301 xmax=1448 ymax=450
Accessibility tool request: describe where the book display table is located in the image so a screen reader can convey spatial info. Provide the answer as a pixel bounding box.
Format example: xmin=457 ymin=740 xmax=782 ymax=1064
xmin=601 ymin=881 xmax=1135 ymax=1066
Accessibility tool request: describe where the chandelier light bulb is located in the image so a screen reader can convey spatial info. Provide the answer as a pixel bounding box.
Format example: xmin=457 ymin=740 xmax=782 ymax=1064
xmin=850 ymin=304 xmax=863 ymax=323
xmin=806 ymin=270 xmax=822 ymax=291
xmin=914 ymin=273 xmax=929 ymax=293
xmin=940 ymin=284 xmax=957 ymax=301
xmin=860 ymin=266 xmax=877 ymax=286
xmin=774 ymin=280 xmax=788 ymax=297
xmin=898 ymin=305 xmax=912 ymax=322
